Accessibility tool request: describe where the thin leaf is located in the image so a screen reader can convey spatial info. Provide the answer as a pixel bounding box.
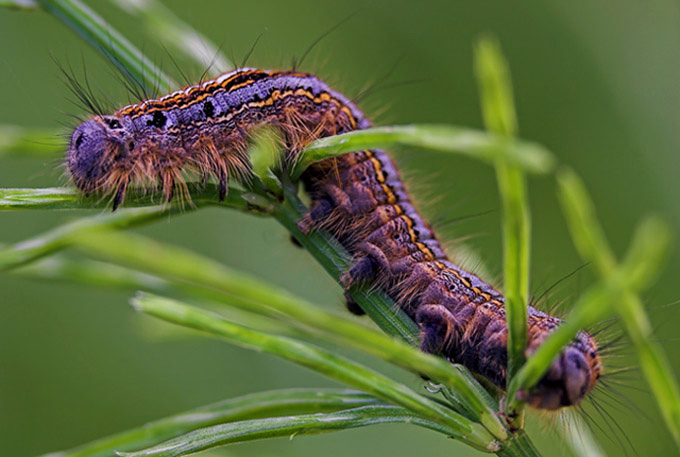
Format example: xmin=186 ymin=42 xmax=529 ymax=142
xmin=36 ymin=0 xmax=175 ymax=94
xmin=0 ymin=206 xmax=178 ymax=270
xmin=557 ymin=167 xmax=680 ymax=448
xmin=292 ymin=124 xmax=555 ymax=180
xmin=116 ymin=405 xmax=476 ymax=457
xmin=0 ymin=184 xmax=259 ymax=211
xmin=131 ymin=292 xmax=500 ymax=452
xmin=43 ymin=389 xmax=381 ymax=457
xmin=474 ymin=36 xmax=529 ymax=420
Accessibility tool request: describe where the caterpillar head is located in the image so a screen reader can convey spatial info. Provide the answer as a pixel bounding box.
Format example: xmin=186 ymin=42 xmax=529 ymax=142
xmin=68 ymin=116 xmax=133 ymax=196
xmin=519 ymin=332 xmax=601 ymax=410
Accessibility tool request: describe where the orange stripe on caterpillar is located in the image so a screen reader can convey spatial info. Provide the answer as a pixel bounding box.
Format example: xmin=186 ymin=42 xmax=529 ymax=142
xmin=67 ymin=68 xmax=601 ymax=410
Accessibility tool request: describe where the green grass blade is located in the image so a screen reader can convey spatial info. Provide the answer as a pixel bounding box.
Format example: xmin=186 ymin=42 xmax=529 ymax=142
xmin=131 ymin=292 xmax=499 ymax=452
xmin=0 ymin=185 xmax=259 ymax=211
xmin=65 ymin=228 xmax=508 ymax=439
xmin=44 ymin=389 xmax=381 ymax=457
xmin=36 ymin=0 xmax=175 ymax=93
xmin=116 ymin=405 xmax=478 ymax=457
xmin=14 ymin=255 xmax=326 ymax=342
xmin=556 ymin=168 xmax=617 ymax=273
xmin=17 ymin=256 xmax=172 ymax=291
xmin=474 ymin=36 xmax=529 ymax=420
xmin=292 ymin=124 xmax=554 ymax=179
xmin=108 ymin=0 xmax=232 ymax=77
xmin=0 ymin=206 xmax=191 ymax=270
xmin=557 ymin=168 xmax=680 ymax=448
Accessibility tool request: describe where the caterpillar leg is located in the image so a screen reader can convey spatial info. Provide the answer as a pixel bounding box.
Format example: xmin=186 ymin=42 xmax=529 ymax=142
xmin=415 ymin=304 xmax=457 ymax=355
xmin=344 ymin=292 xmax=366 ymax=315
xmin=341 ymin=242 xmax=391 ymax=288
xmin=112 ymin=178 xmax=129 ymax=211
xmin=297 ymin=197 xmax=333 ymax=234
xmin=297 ymin=184 xmax=353 ymax=234
xmin=218 ymin=170 xmax=229 ymax=201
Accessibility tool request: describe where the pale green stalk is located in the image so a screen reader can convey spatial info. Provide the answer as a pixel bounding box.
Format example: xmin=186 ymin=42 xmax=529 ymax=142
xmin=474 ymin=37 xmax=529 ymax=423
xmin=132 ymin=292 xmax=501 ymax=452
xmin=557 ymin=168 xmax=680 ymax=448
xmin=293 ymin=124 xmax=554 ymax=180
xmin=117 ymin=405 xmax=480 ymax=457
xmin=36 ymin=0 xmax=175 ymax=93
xmin=43 ymin=389 xmax=381 ymax=457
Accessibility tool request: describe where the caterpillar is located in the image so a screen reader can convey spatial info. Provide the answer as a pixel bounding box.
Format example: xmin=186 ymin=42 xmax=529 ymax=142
xmin=67 ymin=68 xmax=601 ymax=410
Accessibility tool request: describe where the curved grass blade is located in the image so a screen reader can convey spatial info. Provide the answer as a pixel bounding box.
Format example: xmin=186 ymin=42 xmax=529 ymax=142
xmin=14 ymin=256 xmax=323 ymax=342
xmin=116 ymin=405 xmax=477 ymax=457
xmin=131 ymin=292 xmax=500 ymax=452
xmin=0 ymin=206 xmax=176 ymax=270
xmin=0 ymin=184 xmax=259 ymax=211
xmin=43 ymin=389 xmax=381 ymax=457
xmin=557 ymin=168 xmax=680 ymax=448
xmin=292 ymin=124 xmax=554 ymax=180
xmin=474 ymin=36 xmax=529 ymax=422
xmin=36 ymin=0 xmax=175 ymax=94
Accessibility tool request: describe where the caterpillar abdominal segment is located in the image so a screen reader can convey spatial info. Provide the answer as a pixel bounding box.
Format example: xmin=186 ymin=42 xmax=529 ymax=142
xmin=67 ymin=68 xmax=601 ymax=410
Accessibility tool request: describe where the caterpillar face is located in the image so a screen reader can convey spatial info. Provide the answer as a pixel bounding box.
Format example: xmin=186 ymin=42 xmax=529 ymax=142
xmin=68 ymin=116 xmax=131 ymax=193
xmin=522 ymin=339 xmax=601 ymax=410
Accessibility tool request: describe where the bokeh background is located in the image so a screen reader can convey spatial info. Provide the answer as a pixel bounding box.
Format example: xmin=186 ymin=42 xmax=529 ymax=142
xmin=1 ymin=1 xmax=679 ymax=456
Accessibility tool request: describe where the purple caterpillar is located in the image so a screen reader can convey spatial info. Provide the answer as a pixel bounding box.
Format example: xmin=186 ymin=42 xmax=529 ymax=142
xmin=67 ymin=68 xmax=601 ymax=410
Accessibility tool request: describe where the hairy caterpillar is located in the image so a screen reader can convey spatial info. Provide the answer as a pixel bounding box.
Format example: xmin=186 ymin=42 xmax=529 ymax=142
xmin=67 ymin=68 xmax=601 ymax=410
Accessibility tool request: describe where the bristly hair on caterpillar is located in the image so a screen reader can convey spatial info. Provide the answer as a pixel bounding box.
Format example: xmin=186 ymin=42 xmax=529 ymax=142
xmin=66 ymin=67 xmax=602 ymax=411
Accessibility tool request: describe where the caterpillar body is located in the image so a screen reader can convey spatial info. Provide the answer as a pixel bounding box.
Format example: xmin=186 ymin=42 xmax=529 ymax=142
xmin=67 ymin=68 xmax=601 ymax=410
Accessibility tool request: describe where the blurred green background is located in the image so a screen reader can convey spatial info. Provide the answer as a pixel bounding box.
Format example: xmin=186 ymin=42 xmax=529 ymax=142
xmin=1 ymin=1 xmax=679 ymax=456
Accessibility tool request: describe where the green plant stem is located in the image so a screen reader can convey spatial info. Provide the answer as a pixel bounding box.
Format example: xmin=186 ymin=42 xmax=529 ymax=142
xmin=293 ymin=124 xmax=554 ymax=179
xmin=0 ymin=206 xmax=171 ymax=270
xmin=44 ymin=389 xmax=382 ymax=457
xmin=132 ymin=292 xmax=500 ymax=452
xmin=0 ymin=184 xmax=261 ymax=211
xmin=117 ymin=405 xmax=485 ymax=457
xmin=474 ymin=37 xmax=529 ymax=423
xmin=36 ymin=0 xmax=175 ymax=93
xmin=557 ymin=168 xmax=680 ymax=448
